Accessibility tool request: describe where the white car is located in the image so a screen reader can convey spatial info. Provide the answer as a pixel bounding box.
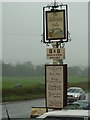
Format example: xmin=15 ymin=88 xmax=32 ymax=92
xmin=67 ymin=87 xmax=86 ymax=102
xmin=38 ymin=110 xmax=90 ymax=120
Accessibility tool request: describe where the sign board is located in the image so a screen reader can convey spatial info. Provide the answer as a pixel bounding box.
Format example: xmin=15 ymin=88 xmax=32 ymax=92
xmin=46 ymin=10 xmax=66 ymax=40
xmin=46 ymin=48 xmax=65 ymax=59
xmin=45 ymin=64 xmax=67 ymax=109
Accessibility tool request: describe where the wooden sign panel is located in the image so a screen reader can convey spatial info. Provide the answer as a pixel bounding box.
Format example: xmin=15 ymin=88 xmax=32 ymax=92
xmin=45 ymin=64 xmax=67 ymax=109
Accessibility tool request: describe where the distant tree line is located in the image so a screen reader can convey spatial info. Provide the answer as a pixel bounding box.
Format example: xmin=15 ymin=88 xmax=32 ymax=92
xmin=1 ymin=61 xmax=89 ymax=77
xmin=68 ymin=66 xmax=88 ymax=77
xmin=2 ymin=61 xmax=44 ymax=77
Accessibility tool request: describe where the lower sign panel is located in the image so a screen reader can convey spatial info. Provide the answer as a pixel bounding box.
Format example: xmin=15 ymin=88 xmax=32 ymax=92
xmin=45 ymin=64 xmax=67 ymax=109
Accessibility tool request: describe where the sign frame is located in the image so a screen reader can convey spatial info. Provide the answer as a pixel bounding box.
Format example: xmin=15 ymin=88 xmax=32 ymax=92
xmin=45 ymin=64 xmax=67 ymax=110
xmin=43 ymin=4 xmax=68 ymax=43
xmin=46 ymin=10 xmax=66 ymax=40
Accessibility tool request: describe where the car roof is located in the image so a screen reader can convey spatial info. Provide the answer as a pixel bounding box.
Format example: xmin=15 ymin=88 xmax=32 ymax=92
xmin=38 ymin=110 xmax=90 ymax=118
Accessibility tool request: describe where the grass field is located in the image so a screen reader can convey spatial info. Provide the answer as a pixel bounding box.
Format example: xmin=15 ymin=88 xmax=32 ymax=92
xmin=2 ymin=76 xmax=88 ymax=88
xmin=2 ymin=76 xmax=89 ymax=102
xmin=68 ymin=76 xmax=88 ymax=83
xmin=2 ymin=76 xmax=44 ymax=88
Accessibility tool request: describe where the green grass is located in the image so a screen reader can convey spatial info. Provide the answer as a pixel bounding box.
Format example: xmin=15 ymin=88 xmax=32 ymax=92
xmin=2 ymin=84 xmax=45 ymax=102
xmin=68 ymin=76 xmax=88 ymax=83
xmin=2 ymin=76 xmax=89 ymax=102
xmin=2 ymin=76 xmax=88 ymax=88
xmin=2 ymin=76 xmax=44 ymax=89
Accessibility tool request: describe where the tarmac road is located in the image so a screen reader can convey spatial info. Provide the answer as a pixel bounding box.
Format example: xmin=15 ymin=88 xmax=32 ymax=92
xmin=2 ymin=93 xmax=90 ymax=119
xmin=2 ymin=98 xmax=45 ymax=118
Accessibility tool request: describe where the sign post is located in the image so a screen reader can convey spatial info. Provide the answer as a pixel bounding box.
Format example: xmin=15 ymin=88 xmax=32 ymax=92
xmin=41 ymin=0 xmax=71 ymax=112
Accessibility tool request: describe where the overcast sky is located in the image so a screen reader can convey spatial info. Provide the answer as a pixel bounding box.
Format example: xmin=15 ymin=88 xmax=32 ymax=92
xmin=1 ymin=1 xmax=88 ymax=66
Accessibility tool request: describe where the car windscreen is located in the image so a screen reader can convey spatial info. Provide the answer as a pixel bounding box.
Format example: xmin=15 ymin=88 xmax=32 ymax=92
xmin=63 ymin=104 xmax=81 ymax=109
xmin=67 ymin=89 xmax=80 ymax=93
xmin=44 ymin=116 xmax=89 ymax=120
xmin=83 ymin=104 xmax=90 ymax=110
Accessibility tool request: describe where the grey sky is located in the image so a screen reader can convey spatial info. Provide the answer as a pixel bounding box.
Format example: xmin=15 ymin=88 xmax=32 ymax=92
xmin=2 ymin=2 xmax=88 ymax=66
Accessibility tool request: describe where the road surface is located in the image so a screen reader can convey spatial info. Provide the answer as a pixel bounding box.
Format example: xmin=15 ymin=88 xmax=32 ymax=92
xmin=2 ymin=98 xmax=45 ymax=118
xmin=1 ymin=93 xmax=89 ymax=119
